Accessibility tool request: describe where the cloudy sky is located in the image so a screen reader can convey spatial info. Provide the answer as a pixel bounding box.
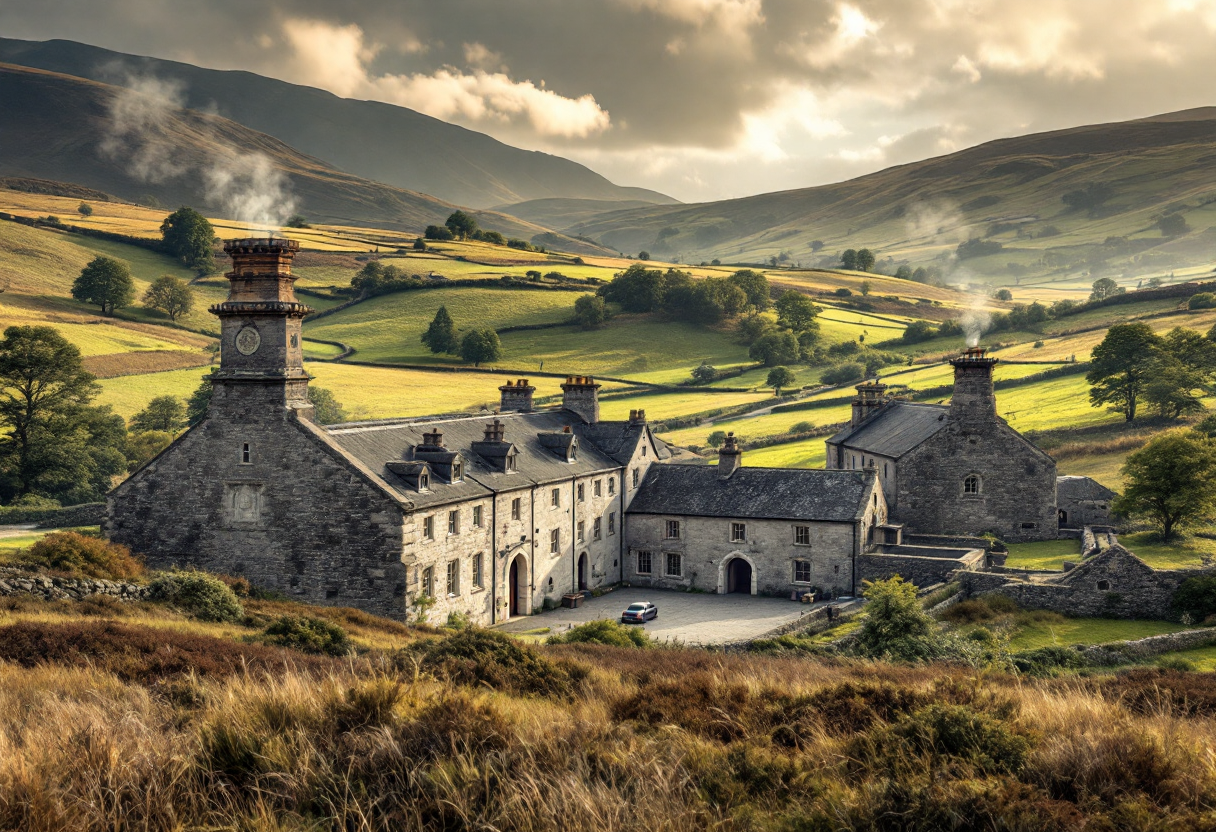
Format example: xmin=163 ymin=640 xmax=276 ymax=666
xmin=6 ymin=0 xmax=1216 ymax=202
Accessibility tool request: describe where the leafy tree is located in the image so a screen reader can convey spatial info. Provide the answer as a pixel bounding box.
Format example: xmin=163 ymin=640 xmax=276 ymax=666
xmin=856 ymin=249 xmax=876 ymax=272
xmin=749 ymin=331 xmax=799 ymax=367
xmin=460 ymin=328 xmax=502 ymax=365
xmin=159 ymin=207 xmax=216 ymax=272
xmin=691 ymin=362 xmax=717 ymax=384
xmin=1190 ymin=293 xmax=1216 ymax=310
xmin=736 ymin=314 xmax=774 ymax=345
xmin=637 ymin=251 xmax=651 ymax=260
xmin=840 ymin=249 xmax=858 ymax=270
xmin=775 ymin=290 xmax=820 ymax=332
xmin=421 ymin=306 xmax=459 ymax=354
xmin=72 ymin=256 xmax=135 ymax=316
xmin=130 ymin=395 xmax=186 ymax=433
xmin=0 ymin=326 xmax=127 ymax=502
xmin=424 ymin=225 xmax=455 ymax=241
xmin=822 ymin=362 xmax=866 ymax=385
xmin=308 ymin=386 xmax=347 ymax=425
xmin=1144 ymin=360 xmax=1206 ymax=419
xmin=142 ymin=274 xmax=194 ymax=321
xmin=77 ymin=202 xmax=93 ymax=217
xmin=1089 ymin=277 xmax=1124 ymax=302
xmin=956 ymin=238 xmax=1003 ymax=259
xmin=894 ymin=265 xmax=913 ymax=280
xmin=1087 ymin=323 xmax=1162 ymax=421
xmin=855 ymin=576 xmax=945 ymax=662
xmin=810 ymin=240 xmax=825 ymax=252
xmin=901 ymin=320 xmax=937 ymax=343
xmin=186 ymin=378 xmax=213 ymax=426
xmin=706 ymin=430 xmax=726 ymax=448
xmin=994 ymin=288 xmax=1013 ymax=301
xmin=413 ymin=237 xmax=427 ymax=251
xmin=444 ymin=210 xmax=479 ymax=240
xmin=125 ymin=430 xmax=173 ymax=471
xmin=859 ymin=280 xmax=871 ymax=296
xmin=574 ymin=294 xmax=608 ymax=329
xmin=285 ymin=214 xmax=310 ymax=228
xmin=1159 ymin=213 xmax=1189 ymax=236
xmin=597 ymin=263 xmax=666 ymax=312
xmin=766 ymin=366 xmax=797 ymax=396
xmin=1115 ymin=431 xmax=1216 ymax=540
xmin=475 ymin=230 xmax=506 ymax=245
xmin=727 ymin=269 xmax=770 ymax=311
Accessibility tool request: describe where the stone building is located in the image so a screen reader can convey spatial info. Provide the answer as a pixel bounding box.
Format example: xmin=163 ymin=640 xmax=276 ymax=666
xmin=624 ymin=435 xmax=887 ymax=598
xmin=107 ymin=238 xmax=666 ymax=623
xmin=1057 ymin=475 xmax=1117 ymax=529
xmin=825 ymin=349 xmax=1058 ymax=543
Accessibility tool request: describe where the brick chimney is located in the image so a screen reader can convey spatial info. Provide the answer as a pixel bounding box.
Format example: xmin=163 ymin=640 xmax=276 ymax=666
xmin=718 ymin=432 xmax=742 ymax=478
xmin=851 ymin=380 xmax=888 ymax=427
xmin=421 ymin=427 xmax=445 ymax=447
xmin=561 ymin=376 xmax=600 ymax=424
xmin=499 ymin=379 xmax=535 ymax=412
xmin=483 ymin=419 xmax=505 ymax=442
xmin=949 ymin=347 xmax=998 ymax=425
xmin=628 ymin=409 xmax=647 ymax=425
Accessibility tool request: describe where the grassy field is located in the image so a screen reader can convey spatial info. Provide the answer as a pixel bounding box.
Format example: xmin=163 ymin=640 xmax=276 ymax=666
xmin=1119 ymin=531 xmax=1216 ymax=570
xmin=599 ymin=389 xmax=769 ymax=422
xmin=1005 ymin=617 xmax=1186 ymax=651
xmin=1057 ymin=450 xmax=1128 ymax=490
xmin=1003 ymin=538 xmax=1081 ymax=571
xmin=729 ymin=438 xmax=829 ymax=468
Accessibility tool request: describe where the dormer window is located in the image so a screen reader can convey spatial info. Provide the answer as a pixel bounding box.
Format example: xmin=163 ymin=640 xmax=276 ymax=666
xmin=452 ymin=462 xmax=463 ymax=482
xmin=569 ymin=439 xmax=579 ymax=462
xmin=419 ymin=472 xmax=430 ymax=491
xmin=506 ymin=453 xmax=517 ymax=472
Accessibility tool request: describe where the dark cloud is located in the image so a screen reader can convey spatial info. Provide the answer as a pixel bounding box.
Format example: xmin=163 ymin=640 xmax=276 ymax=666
xmin=4 ymin=0 xmax=1216 ymax=201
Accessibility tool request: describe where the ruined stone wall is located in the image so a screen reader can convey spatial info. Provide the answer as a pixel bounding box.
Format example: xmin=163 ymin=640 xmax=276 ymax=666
xmin=108 ymin=406 xmax=408 ymax=620
xmin=894 ymin=420 xmax=1057 ymax=543
xmin=857 ymin=549 xmax=983 ymax=588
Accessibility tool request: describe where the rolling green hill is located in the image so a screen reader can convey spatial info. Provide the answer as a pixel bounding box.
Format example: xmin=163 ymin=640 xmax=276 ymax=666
xmin=0 ymin=37 xmax=676 ymax=209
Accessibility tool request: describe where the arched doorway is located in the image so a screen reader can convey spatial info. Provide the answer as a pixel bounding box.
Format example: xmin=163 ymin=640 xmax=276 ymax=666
xmin=726 ymin=557 xmax=753 ymax=594
xmin=577 ymin=552 xmax=588 ymax=591
xmin=508 ymin=555 xmax=527 ymax=617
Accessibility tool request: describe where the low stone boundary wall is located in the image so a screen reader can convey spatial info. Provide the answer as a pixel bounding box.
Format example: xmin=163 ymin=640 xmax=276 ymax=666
xmin=742 ymin=599 xmax=865 ymax=644
xmin=860 ymin=549 xmax=984 ymax=587
xmin=1078 ymin=628 xmax=1216 ymax=666
xmin=0 ymin=502 xmax=104 ymax=529
xmin=927 ymin=590 xmax=967 ymax=615
xmin=905 ymin=534 xmax=991 ymax=551
xmin=0 ymin=567 xmax=147 ymax=602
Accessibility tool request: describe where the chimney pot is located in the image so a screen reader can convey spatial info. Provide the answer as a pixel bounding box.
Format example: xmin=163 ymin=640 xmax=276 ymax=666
xmin=560 ymin=374 xmax=600 ymax=423
xmin=718 ymin=431 xmax=742 ymax=478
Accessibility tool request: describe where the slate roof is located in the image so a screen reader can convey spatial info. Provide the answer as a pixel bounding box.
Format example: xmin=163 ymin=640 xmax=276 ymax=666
xmin=325 ymin=411 xmax=641 ymax=509
xmin=1057 ymin=475 xmax=1117 ymax=501
xmin=826 ymin=401 xmax=950 ymax=459
xmin=581 ymin=421 xmax=671 ymax=464
xmin=629 ymin=464 xmax=877 ymax=522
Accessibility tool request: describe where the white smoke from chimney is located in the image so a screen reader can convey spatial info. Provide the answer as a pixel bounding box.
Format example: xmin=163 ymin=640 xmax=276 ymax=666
xmin=961 ymin=299 xmax=991 ymax=347
xmin=99 ymin=73 xmax=189 ymax=183
xmin=203 ymin=150 xmax=297 ymax=233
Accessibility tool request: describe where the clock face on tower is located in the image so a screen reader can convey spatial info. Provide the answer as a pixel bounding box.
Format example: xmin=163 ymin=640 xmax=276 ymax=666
xmin=235 ymin=326 xmax=261 ymax=356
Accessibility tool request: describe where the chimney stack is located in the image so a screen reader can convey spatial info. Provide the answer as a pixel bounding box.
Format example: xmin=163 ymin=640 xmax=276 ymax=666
xmin=499 ymin=379 xmax=535 ymax=413
xmin=718 ymin=432 xmax=742 ymax=478
xmin=851 ymin=380 xmax=888 ymax=427
xmin=561 ymin=376 xmax=600 ymax=424
xmin=422 ymin=427 xmax=445 ymax=447
xmin=628 ymin=409 xmax=647 ymax=425
xmin=483 ymin=419 xmax=505 ymax=443
xmin=949 ymin=347 xmax=998 ymax=425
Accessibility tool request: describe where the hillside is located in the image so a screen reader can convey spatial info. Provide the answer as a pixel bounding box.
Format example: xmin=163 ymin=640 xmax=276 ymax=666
xmin=574 ymin=110 xmax=1216 ymax=286
xmin=0 ymin=37 xmax=676 ymax=209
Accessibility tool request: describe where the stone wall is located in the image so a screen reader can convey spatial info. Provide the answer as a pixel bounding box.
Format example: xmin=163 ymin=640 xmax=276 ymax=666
xmin=0 ymin=503 xmax=105 ymax=528
xmin=0 ymin=567 xmax=147 ymax=602
xmin=1078 ymin=628 xmax=1216 ymax=666
xmin=858 ymin=548 xmax=984 ymax=588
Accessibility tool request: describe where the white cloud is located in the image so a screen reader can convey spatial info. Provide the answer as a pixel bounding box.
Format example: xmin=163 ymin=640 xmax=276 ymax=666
xmin=463 ymin=42 xmax=504 ymax=70
xmin=617 ymin=0 xmax=764 ymax=30
xmin=952 ymin=55 xmax=981 ymax=83
xmin=282 ymin=19 xmax=380 ymax=98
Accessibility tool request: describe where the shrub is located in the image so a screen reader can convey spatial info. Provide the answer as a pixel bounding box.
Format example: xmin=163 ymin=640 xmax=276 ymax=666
xmin=263 ymin=616 xmax=354 ymax=656
xmin=821 ymin=362 xmax=866 ymax=385
xmin=862 ymin=703 xmax=1031 ymax=776
xmin=405 ymin=627 xmax=578 ymax=697
xmin=1171 ymin=576 xmax=1216 ymax=622
xmin=547 ymin=619 xmax=652 ymax=648
xmin=149 ymin=571 xmax=244 ymax=622
xmin=1190 ymin=292 xmax=1216 ymax=310
xmin=20 ymin=531 xmax=144 ymax=580
xmin=1009 ymin=645 xmax=1091 ymax=676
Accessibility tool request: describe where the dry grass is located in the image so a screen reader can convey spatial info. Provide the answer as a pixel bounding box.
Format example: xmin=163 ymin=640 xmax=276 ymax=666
xmin=83 ymin=349 xmax=212 ymax=378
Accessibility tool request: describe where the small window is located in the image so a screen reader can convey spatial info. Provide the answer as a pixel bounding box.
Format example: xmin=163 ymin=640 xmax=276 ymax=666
xmin=632 ymin=468 xmax=640 ymax=488
xmin=609 ymin=512 xmax=616 ymax=535
xmin=577 ymin=520 xmax=585 ymax=542
xmin=642 ymin=446 xmax=648 ymax=457
xmin=446 ymin=559 xmax=459 ymax=596
xmin=608 ymin=477 xmax=616 ymax=495
xmin=883 ymin=462 xmax=889 ymax=477
xmin=794 ymin=525 xmax=810 ymax=546
xmin=241 ymin=443 xmax=251 ymax=464
xmin=577 ymin=483 xmax=585 ymax=502
xmin=963 ymin=475 xmax=981 ymax=495
xmin=551 ymin=488 xmax=561 ymax=508
xmin=506 ymin=453 xmax=517 ymax=473
xmin=1097 ymin=580 xmax=1110 ymax=591
xmin=421 ymin=566 xmax=433 ymax=597
xmin=448 ymin=510 xmax=460 ymax=535
xmin=665 ymin=552 xmax=682 ymax=577
xmin=665 ymin=519 xmax=681 ymax=539
xmin=731 ymin=522 xmax=746 ymax=543
xmin=794 ymin=560 xmax=812 ymax=583
xmin=423 ymin=516 xmax=434 ymax=540
xmin=637 ymin=550 xmax=653 ymax=574
xmin=452 ymin=462 xmax=463 ymax=482
xmin=1021 ymin=522 xmax=1038 ymax=530
xmin=569 ymin=440 xmax=578 ymax=462
xmin=511 ymin=497 xmax=521 ymax=520
xmin=419 ymin=472 xmax=430 ymax=491
xmin=594 ymin=479 xmax=602 ymax=497
xmin=473 ymin=505 xmax=483 ymax=527
xmin=550 ymin=529 xmax=560 ymax=554
xmin=593 ymin=517 xmax=602 ymax=540
xmin=473 ymin=553 xmax=484 ymax=588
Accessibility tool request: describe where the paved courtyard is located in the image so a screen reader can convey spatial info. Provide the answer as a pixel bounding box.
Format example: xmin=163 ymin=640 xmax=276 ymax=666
xmin=497 ymin=587 xmax=834 ymax=645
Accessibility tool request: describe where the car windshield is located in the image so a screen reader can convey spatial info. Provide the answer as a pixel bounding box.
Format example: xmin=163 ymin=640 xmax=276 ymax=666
xmin=626 ymin=604 xmax=647 ymax=611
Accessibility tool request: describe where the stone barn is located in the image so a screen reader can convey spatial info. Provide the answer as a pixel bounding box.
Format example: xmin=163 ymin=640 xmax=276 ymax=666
xmin=1057 ymin=475 xmax=1117 ymax=529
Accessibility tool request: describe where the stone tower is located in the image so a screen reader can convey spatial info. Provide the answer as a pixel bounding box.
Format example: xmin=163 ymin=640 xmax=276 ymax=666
xmin=949 ymin=347 xmax=998 ymax=426
xmin=208 ymin=238 xmax=314 ymax=420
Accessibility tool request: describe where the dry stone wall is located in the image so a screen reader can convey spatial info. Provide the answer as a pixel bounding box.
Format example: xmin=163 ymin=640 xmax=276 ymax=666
xmin=0 ymin=567 xmax=147 ymax=602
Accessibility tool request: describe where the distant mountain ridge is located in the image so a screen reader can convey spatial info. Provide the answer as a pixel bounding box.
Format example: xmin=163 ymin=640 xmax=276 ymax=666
xmin=0 ymin=37 xmax=677 ymax=209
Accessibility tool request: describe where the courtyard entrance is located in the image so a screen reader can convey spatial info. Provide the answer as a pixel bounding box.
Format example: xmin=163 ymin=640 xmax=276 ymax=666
xmin=577 ymin=552 xmax=588 ymax=591
xmin=726 ymin=557 xmax=753 ymax=594
xmin=508 ymin=556 xmax=525 ymax=617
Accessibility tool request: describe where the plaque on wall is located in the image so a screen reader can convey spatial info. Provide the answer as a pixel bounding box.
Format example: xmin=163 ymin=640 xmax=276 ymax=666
xmin=224 ymin=482 xmax=264 ymax=526
xmin=235 ymin=326 xmax=261 ymax=355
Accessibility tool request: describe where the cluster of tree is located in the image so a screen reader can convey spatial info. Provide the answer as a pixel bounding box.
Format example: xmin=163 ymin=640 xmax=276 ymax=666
xmin=1062 ymin=182 xmax=1114 ymax=215
xmin=1116 ymin=427 xmax=1216 ymax=541
xmin=350 ymin=261 xmax=426 ymax=296
xmin=596 ymin=265 xmax=769 ymax=326
xmin=160 ymin=207 xmax=216 ymax=273
xmin=420 ymin=305 xmax=503 ymax=365
xmin=893 ymin=265 xmax=943 ymax=284
xmin=1087 ymin=323 xmax=1216 ymax=422
xmin=840 ymin=249 xmax=876 ymax=272
xmin=70 ymin=257 xmax=196 ymax=322
xmin=423 ymin=211 xmax=531 ymax=250
xmin=956 ymin=238 xmax=1003 ymax=260
xmin=734 ymin=290 xmax=822 ymax=367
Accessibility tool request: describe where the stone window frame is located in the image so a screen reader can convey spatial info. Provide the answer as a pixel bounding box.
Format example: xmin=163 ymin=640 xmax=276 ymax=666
xmin=446 ymin=559 xmax=460 ymax=596
xmin=421 ymin=566 xmax=434 ymax=597
xmin=452 ymin=462 xmax=463 ymax=482
xmin=240 ymin=442 xmax=252 ymax=464
xmin=794 ymin=525 xmax=811 ymax=546
xmin=636 ymin=550 xmax=653 ymax=574
xmin=608 ymin=477 xmax=616 ymax=495
xmin=608 ymin=512 xmax=617 ymax=535
xmin=632 ymin=468 xmax=640 ymax=488
xmin=593 ymin=517 xmax=602 ymax=540
xmin=423 ymin=516 xmax=435 ymax=540
xmin=594 ymin=479 xmax=602 ymax=497
xmin=419 ymin=471 xmax=430 ymax=492
xmin=577 ymin=519 xmax=585 ymax=543
xmin=664 ymin=519 xmax=681 ymax=539
xmin=550 ymin=528 xmax=560 ymax=554
xmin=577 ymin=482 xmax=585 ymax=502
xmin=665 ymin=551 xmax=682 ymax=578
xmin=448 ymin=510 xmax=460 ymax=536
xmin=511 ymin=497 xmax=522 ymax=520
xmin=551 ymin=488 xmax=561 ymax=508
xmin=963 ymin=474 xmax=982 ymax=496
xmin=731 ymin=522 xmax=747 ymax=543
xmin=472 ymin=505 xmax=483 ymax=528
xmin=793 ymin=560 xmax=812 ymax=583
xmin=506 ymin=453 xmax=518 ymax=473
xmin=472 ymin=553 xmax=485 ymax=590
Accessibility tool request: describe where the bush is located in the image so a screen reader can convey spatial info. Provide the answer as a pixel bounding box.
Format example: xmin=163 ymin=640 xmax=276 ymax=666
xmin=863 ymin=703 xmax=1031 ymax=776
xmin=1172 ymin=576 xmax=1216 ymax=622
xmin=547 ymin=619 xmax=652 ymax=648
xmin=20 ymin=531 xmax=144 ymax=580
xmin=1009 ymin=645 xmax=1091 ymax=676
xmin=821 ymin=362 xmax=865 ymax=385
xmin=1189 ymin=292 xmax=1216 ymax=310
xmin=406 ymin=627 xmax=578 ymax=697
xmin=262 ymin=615 xmax=354 ymax=656
xmin=149 ymin=571 xmax=244 ymax=622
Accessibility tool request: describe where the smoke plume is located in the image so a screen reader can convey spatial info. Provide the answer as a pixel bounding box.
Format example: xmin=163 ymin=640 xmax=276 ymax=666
xmin=960 ymin=302 xmax=991 ymax=347
xmin=99 ymin=73 xmax=188 ymax=183
xmin=203 ymin=149 xmax=297 ymax=231
xmin=903 ymin=200 xmax=970 ymax=246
